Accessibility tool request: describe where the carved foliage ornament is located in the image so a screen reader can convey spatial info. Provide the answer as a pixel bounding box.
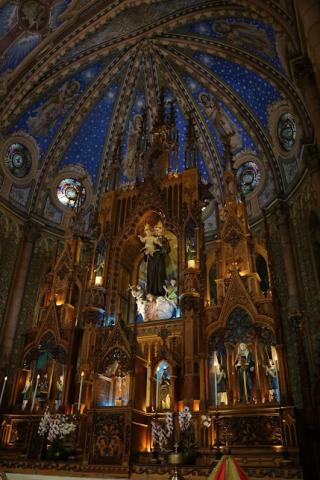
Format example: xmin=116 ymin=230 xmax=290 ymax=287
xmin=101 ymin=348 xmax=130 ymax=375
xmin=91 ymin=414 xmax=125 ymax=465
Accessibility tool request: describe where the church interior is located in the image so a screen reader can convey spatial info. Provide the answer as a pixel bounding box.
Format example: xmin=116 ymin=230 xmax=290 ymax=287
xmin=0 ymin=1 xmax=320 ymax=479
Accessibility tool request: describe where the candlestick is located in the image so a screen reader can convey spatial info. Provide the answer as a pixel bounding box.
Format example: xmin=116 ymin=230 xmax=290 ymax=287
xmin=214 ymin=371 xmax=218 ymax=407
xmin=0 ymin=376 xmax=8 ymax=408
xmin=78 ymin=371 xmax=84 ymax=412
xmin=31 ymin=374 xmax=40 ymax=412
xmin=213 ymin=352 xmax=219 ymax=407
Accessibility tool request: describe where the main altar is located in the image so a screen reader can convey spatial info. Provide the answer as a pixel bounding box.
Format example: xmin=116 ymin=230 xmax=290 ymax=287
xmin=0 ymin=102 xmax=301 ymax=479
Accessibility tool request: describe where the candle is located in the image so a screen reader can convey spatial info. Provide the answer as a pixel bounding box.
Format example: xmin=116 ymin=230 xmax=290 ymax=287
xmin=214 ymin=371 xmax=218 ymax=407
xmin=31 ymin=374 xmax=40 ymax=412
xmin=213 ymin=353 xmax=218 ymax=407
xmin=78 ymin=371 xmax=84 ymax=412
xmin=187 ymin=259 xmax=195 ymax=269
xmin=0 ymin=376 xmax=8 ymax=408
xmin=95 ymin=275 xmax=103 ymax=286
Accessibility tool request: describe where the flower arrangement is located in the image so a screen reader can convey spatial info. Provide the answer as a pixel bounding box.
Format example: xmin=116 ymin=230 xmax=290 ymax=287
xmin=178 ymin=406 xmax=192 ymax=432
xmin=177 ymin=407 xmax=196 ymax=463
xmin=38 ymin=407 xmax=77 ymax=459
xmin=151 ymin=412 xmax=173 ymax=451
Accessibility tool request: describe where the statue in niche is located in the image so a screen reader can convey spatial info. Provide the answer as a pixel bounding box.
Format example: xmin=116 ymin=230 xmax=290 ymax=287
xmin=159 ymin=367 xmax=171 ymax=410
xmin=98 ymin=361 xmax=129 ymax=406
xmin=129 ymin=286 xmax=177 ymax=321
xmin=129 ymin=284 xmax=145 ymax=319
xmin=123 ymin=114 xmax=143 ymax=180
xmin=212 ymin=21 xmax=274 ymax=58
xmin=143 ymin=221 xmax=171 ymax=297
xmin=198 ymin=92 xmax=242 ymax=153
xmin=138 ymin=223 xmax=160 ymax=256
xmin=55 ymin=375 xmax=64 ymax=410
xmin=216 ymin=363 xmax=228 ymax=405
xmin=94 ymin=238 xmax=106 ymax=279
xmin=21 ymin=374 xmax=32 ymax=410
xmin=186 ymin=237 xmax=196 ymax=262
xmin=163 ymin=279 xmax=178 ymax=306
xmin=235 ymin=343 xmax=255 ymax=403
xmin=264 ymin=359 xmax=280 ymax=402
xmin=37 ymin=373 xmax=49 ymax=406
xmin=144 ymin=293 xmax=159 ymax=321
xmin=27 ymin=80 xmax=80 ymax=136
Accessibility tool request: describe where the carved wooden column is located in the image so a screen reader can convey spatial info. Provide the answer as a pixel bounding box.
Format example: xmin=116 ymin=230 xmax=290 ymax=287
xmin=0 ymin=221 xmax=40 ymax=372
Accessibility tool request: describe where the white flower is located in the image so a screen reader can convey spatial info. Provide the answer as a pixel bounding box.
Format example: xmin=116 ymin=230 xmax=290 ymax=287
xmin=38 ymin=409 xmax=77 ymax=442
xmin=178 ymin=406 xmax=192 ymax=432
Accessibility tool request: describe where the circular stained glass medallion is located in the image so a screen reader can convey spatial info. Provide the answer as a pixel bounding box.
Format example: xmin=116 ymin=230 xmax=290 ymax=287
xmin=56 ymin=178 xmax=86 ymax=208
xmin=277 ymin=113 xmax=296 ymax=152
xmin=237 ymin=161 xmax=261 ymax=195
xmin=6 ymin=143 xmax=32 ymax=178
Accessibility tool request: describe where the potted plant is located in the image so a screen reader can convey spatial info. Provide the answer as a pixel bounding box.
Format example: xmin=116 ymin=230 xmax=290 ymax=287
xmin=38 ymin=407 xmax=77 ymax=460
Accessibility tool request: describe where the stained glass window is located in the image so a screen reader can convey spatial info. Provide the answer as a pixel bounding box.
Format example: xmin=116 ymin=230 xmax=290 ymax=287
xmin=6 ymin=143 xmax=32 ymax=178
xmin=56 ymin=178 xmax=86 ymax=208
xmin=237 ymin=161 xmax=261 ymax=195
xmin=277 ymin=112 xmax=296 ymax=152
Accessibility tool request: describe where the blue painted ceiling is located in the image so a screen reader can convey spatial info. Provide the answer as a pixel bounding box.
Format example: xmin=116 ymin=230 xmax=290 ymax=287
xmin=0 ymin=0 xmax=311 ymax=218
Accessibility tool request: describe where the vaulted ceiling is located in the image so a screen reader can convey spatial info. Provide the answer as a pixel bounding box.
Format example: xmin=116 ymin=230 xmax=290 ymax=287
xmin=0 ymin=0 xmax=313 ymax=232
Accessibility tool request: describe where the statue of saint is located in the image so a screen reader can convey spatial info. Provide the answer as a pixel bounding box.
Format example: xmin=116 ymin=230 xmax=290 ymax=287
xmin=216 ymin=363 xmax=228 ymax=405
xmin=123 ymin=114 xmax=143 ymax=180
xmin=186 ymin=237 xmax=196 ymax=262
xmin=55 ymin=375 xmax=64 ymax=410
xmin=264 ymin=359 xmax=280 ymax=402
xmin=235 ymin=343 xmax=255 ymax=403
xmin=138 ymin=223 xmax=160 ymax=256
xmin=21 ymin=376 xmax=31 ymax=411
xmin=140 ymin=221 xmax=170 ymax=297
xmin=159 ymin=367 xmax=171 ymax=410
xmin=198 ymin=92 xmax=242 ymax=153
xmin=144 ymin=293 xmax=158 ymax=321
xmin=163 ymin=279 xmax=178 ymax=307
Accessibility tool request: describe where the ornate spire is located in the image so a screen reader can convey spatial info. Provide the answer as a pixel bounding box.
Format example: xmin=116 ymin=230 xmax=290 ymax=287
xmin=107 ymin=134 xmax=122 ymax=191
xmin=185 ymin=112 xmax=198 ymax=169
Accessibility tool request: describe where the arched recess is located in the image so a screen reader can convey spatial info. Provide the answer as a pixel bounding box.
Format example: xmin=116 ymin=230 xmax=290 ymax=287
xmin=154 ymin=360 xmax=172 ymax=411
xmin=14 ymin=332 xmax=67 ymax=411
xmin=207 ymin=308 xmax=278 ymax=405
xmin=117 ymin=210 xmax=179 ymax=324
xmin=96 ymin=347 xmax=131 ymax=407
